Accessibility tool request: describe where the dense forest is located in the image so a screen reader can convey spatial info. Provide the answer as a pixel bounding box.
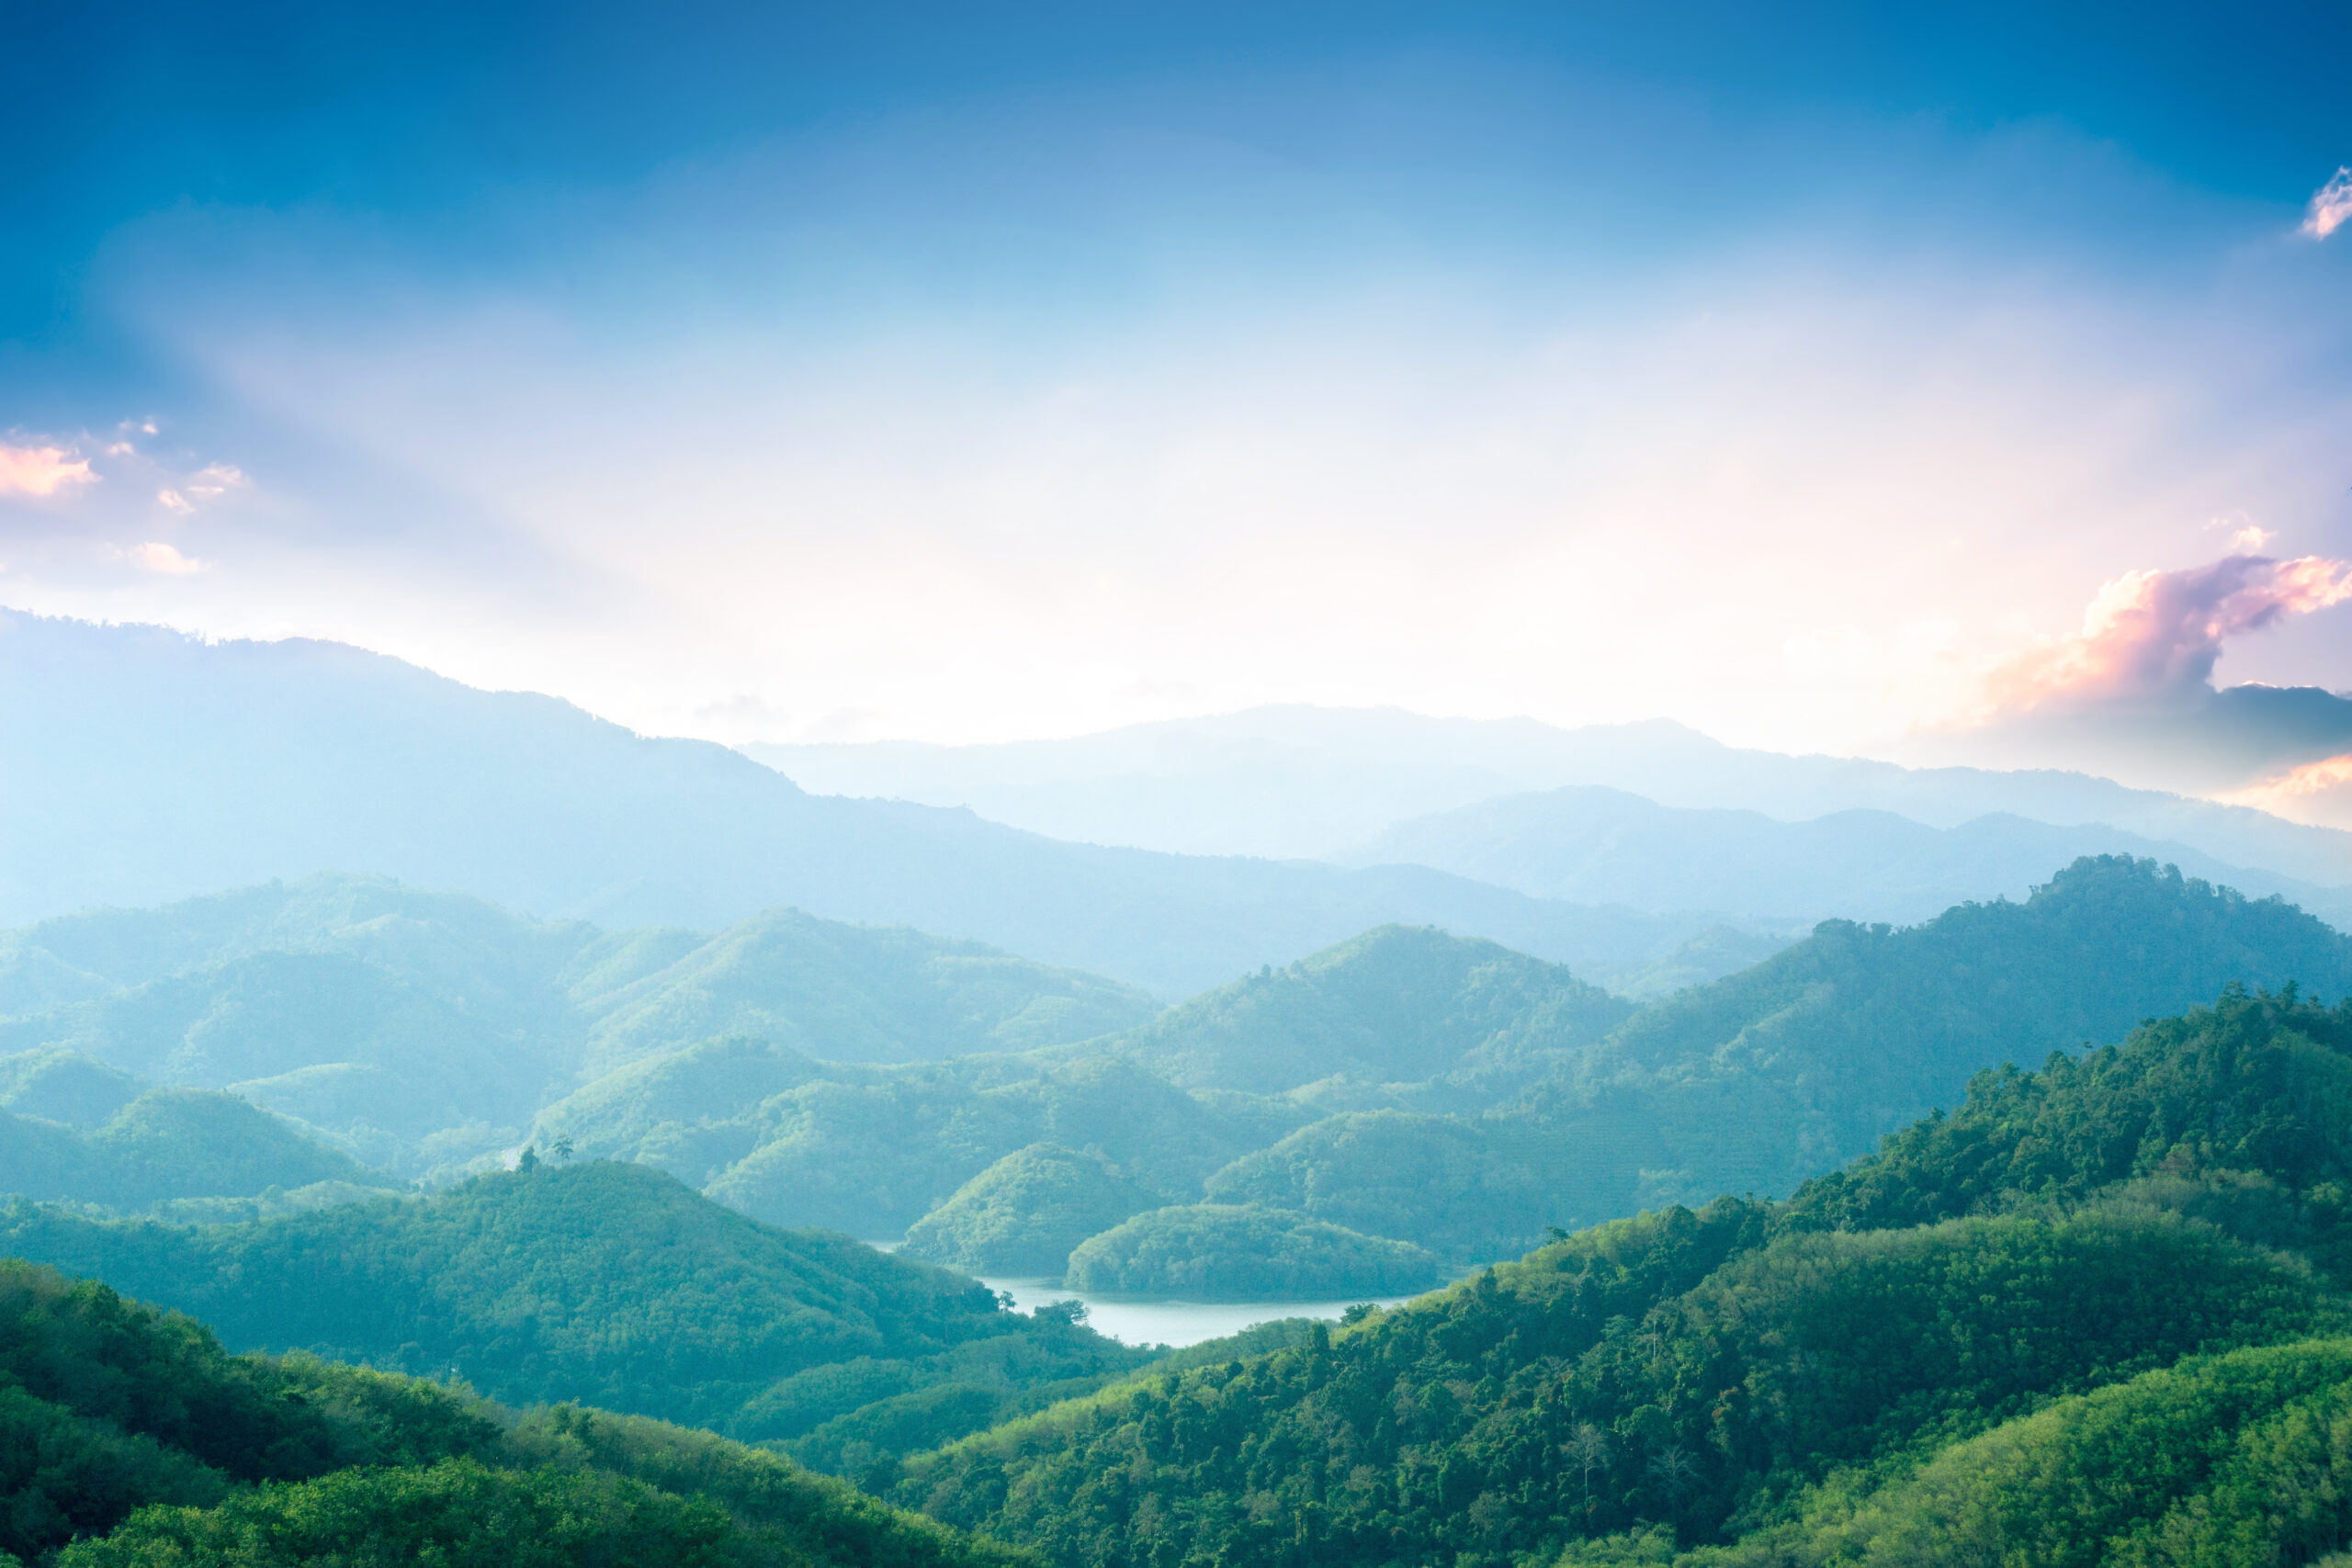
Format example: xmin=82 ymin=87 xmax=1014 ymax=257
xmin=0 ymin=1161 xmax=1165 ymax=1471
xmin=0 ymin=1254 xmax=1029 ymax=1567
xmin=884 ymin=987 xmax=2352 ymax=1566
xmin=6 ymin=857 xmax=2351 ymax=1301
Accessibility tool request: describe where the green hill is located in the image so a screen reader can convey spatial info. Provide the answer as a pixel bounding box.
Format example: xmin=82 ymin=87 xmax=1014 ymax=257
xmin=0 ymin=1160 xmax=1149 ymax=1455
xmin=580 ymin=909 xmax=1159 ymax=1077
xmin=881 ymin=987 xmax=2352 ymax=1567
xmin=0 ymin=1253 xmax=1026 ymax=1568
xmin=1212 ymin=857 xmax=2352 ymax=1258
xmin=541 ymin=1046 xmax=1307 ymax=1239
xmin=0 ymin=1083 xmax=389 ymax=1211
xmin=1096 ymin=924 xmax=1635 ymax=1101
xmin=0 ymin=874 xmax=1163 ymax=1185
xmin=0 ymin=1045 xmax=141 ymax=1125
xmin=1063 ymin=1204 xmax=1446 ymax=1299
xmin=899 ymin=1145 xmax=1164 ymax=1276
xmin=1553 ymin=853 xmax=2352 ymax=1190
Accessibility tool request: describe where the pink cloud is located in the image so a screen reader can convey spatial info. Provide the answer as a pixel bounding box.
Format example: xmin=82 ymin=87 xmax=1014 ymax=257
xmin=2304 ymin=167 xmax=2352 ymax=240
xmin=105 ymin=541 xmax=208 ymax=576
xmin=1990 ymin=553 xmax=2352 ymax=711
xmin=0 ymin=443 xmax=97 ymax=498
xmin=2222 ymin=752 xmax=2352 ymax=830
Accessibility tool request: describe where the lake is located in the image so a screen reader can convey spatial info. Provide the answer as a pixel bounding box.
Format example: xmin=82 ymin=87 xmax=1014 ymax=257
xmin=979 ymin=1275 xmax=1414 ymax=1348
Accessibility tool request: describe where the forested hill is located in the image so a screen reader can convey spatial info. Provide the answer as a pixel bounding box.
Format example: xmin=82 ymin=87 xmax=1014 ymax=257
xmin=888 ymin=987 xmax=2352 ymax=1568
xmin=1088 ymin=924 xmax=1636 ymax=1100
xmin=1544 ymin=853 xmax=2352 ymax=1199
xmin=1203 ymin=857 xmax=2352 ymax=1260
xmin=0 ymin=1255 xmax=1026 ymax=1568
xmin=0 ymin=873 xmax=1159 ymax=1179
xmin=0 ymin=1160 xmax=1151 ymax=1459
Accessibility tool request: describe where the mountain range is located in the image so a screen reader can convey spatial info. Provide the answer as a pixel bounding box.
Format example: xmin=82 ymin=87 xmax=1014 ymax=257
xmin=751 ymin=704 xmax=2352 ymax=877
xmin=0 ymin=611 xmax=1784 ymax=998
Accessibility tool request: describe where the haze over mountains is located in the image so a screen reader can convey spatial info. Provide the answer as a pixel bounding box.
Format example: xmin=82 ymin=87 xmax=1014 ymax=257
xmin=18 ymin=609 xmax=2352 ymax=1002
xmin=0 ymin=612 xmax=1773 ymax=998
xmin=752 ymin=705 xmax=2352 ymax=879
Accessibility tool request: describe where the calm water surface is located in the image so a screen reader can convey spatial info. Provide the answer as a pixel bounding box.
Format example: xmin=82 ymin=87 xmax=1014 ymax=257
xmin=978 ymin=1276 xmax=1413 ymax=1348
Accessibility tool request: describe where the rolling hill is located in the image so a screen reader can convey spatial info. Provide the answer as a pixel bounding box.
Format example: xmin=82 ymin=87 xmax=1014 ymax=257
xmin=1207 ymin=857 xmax=2352 ymax=1257
xmin=0 ymin=874 xmax=1169 ymax=1179
xmin=0 ymin=1252 xmax=1026 ymax=1568
xmin=887 ymin=985 xmax=2352 ymax=1568
xmin=0 ymin=1159 xmax=1151 ymax=1458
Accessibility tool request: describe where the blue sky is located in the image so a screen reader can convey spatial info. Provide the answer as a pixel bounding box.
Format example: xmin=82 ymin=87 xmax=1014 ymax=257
xmin=5 ymin=1 xmax=2350 ymax=796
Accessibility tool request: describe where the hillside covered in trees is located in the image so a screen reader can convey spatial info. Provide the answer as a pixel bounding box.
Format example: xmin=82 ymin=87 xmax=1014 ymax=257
xmin=0 ymin=1160 xmax=1164 ymax=1471
xmin=884 ymin=986 xmax=2352 ymax=1566
xmin=0 ymin=1251 xmax=1029 ymax=1568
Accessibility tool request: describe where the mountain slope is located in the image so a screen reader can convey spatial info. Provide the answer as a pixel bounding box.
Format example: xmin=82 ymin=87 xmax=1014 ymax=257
xmin=0 ymin=1080 xmax=389 ymax=1210
xmin=1093 ymin=924 xmax=1636 ymax=1100
xmin=1345 ymin=785 xmax=2352 ymax=925
xmin=0 ymin=1160 xmax=1145 ymax=1443
xmin=1210 ymin=857 xmax=2352 ymax=1256
xmin=887 ymin=988 xmax=2352 ymax=1568
xmin=0 ymin=613 xmax=1771 ymax=998
xmin=581 ymin=909 xmax=1158 ymax=1077
xmin=0 ymin=1253 xmax=1024 ymax=1568
xmin=0 ymin=874 xmax=1175 ymax=1179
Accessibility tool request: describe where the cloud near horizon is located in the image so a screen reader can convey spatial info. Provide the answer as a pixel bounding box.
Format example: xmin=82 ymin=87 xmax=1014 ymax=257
xmin=0 ymin=444 xmax=97 ymax=498
xmin=2224 ymin=753 xmax=2352 ymax=832
xmin=1988 ymin=553 xmax=2352 ymax=713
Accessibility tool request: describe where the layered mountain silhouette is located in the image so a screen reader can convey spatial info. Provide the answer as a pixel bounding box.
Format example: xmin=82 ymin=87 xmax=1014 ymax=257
xmin=0 ymin=611 xmax=1749 ymax=998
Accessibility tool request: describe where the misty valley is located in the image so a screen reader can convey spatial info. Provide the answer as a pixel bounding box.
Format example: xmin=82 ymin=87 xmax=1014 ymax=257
xmin=11 ymin=624 xmax=2352 ymax=1565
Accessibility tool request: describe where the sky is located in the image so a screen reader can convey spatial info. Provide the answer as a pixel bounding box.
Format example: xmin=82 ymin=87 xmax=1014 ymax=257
xmin=4 ymin=1 xmax=2351 ymax=806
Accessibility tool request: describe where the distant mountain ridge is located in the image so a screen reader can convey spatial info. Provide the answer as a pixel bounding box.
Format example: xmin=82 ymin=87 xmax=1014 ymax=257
xmin=0 ymin=611 xmax=1774 ymax=997
xmin=1342 ymin=785 xmax=2352 ymax=927
xmin=749 ymin=704 xmax=2352 ymax=880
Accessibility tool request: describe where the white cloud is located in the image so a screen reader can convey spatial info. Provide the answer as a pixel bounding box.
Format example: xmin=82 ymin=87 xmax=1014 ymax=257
xmin=156 ymin=464 xmax=248 ymax=514
xmin=2303 ymin=167 xmax=2352 ymax=240
xmin=0 ymin=443 xmax=97 ymax=498
xmin=107 ymin=540 xmax=208 ymax=575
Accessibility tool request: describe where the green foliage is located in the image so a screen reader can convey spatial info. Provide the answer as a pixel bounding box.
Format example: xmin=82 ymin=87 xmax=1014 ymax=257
xmin=899 ymin=1202 xmax=2330 ymax=1566
xmin=0 ymin=1084 xmax=386 ymax=1211
xmin=1203 ymin=1108 xmax=1606 ymax=1262
xmin=0 ymin=1046 xmax=140 ymax=1125
xmin=1547 ymin=856 xmax=2352 ymax=1201
xmin=580 ymin=908 xmax=1159 ymax=1077
xmin=1785 ymin=985 xmax=2352 ymax=1258
xmin=596 ymin=1051 xmax=1306 ymax=1239
xmin=900 ymin=1145 xmax=1163 ymax=1276
xmin=889 ymin=978 xmax=2352 ymax=1568
xmin=1713 ymin=1337 xmax=2352 ymax=1568
xmin=1101 ymin=924 xmax=1634 ymax=1099
xmin=0 ymin=1258 xmax=505 ymax=1560
xmin=1064 ymin=1204 xmax=1446 ymax=1299
xmin=0 ymin=1161 xmax=1149 ymax=1460
xmin=1226 ymin=858 xmax=2352 ymax=1259
xmin=0 ymin=874 xmax=1162 ymax=1185
xmin=58 ymin=1458 xmax=742 ymax=1568
xmin=0 ymin=1250 xmax=1027 ymax=1568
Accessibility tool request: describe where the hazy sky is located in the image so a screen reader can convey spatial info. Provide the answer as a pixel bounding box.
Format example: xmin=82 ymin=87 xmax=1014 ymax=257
xmin=4 ymin=2 xmax=2349 ymax=774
